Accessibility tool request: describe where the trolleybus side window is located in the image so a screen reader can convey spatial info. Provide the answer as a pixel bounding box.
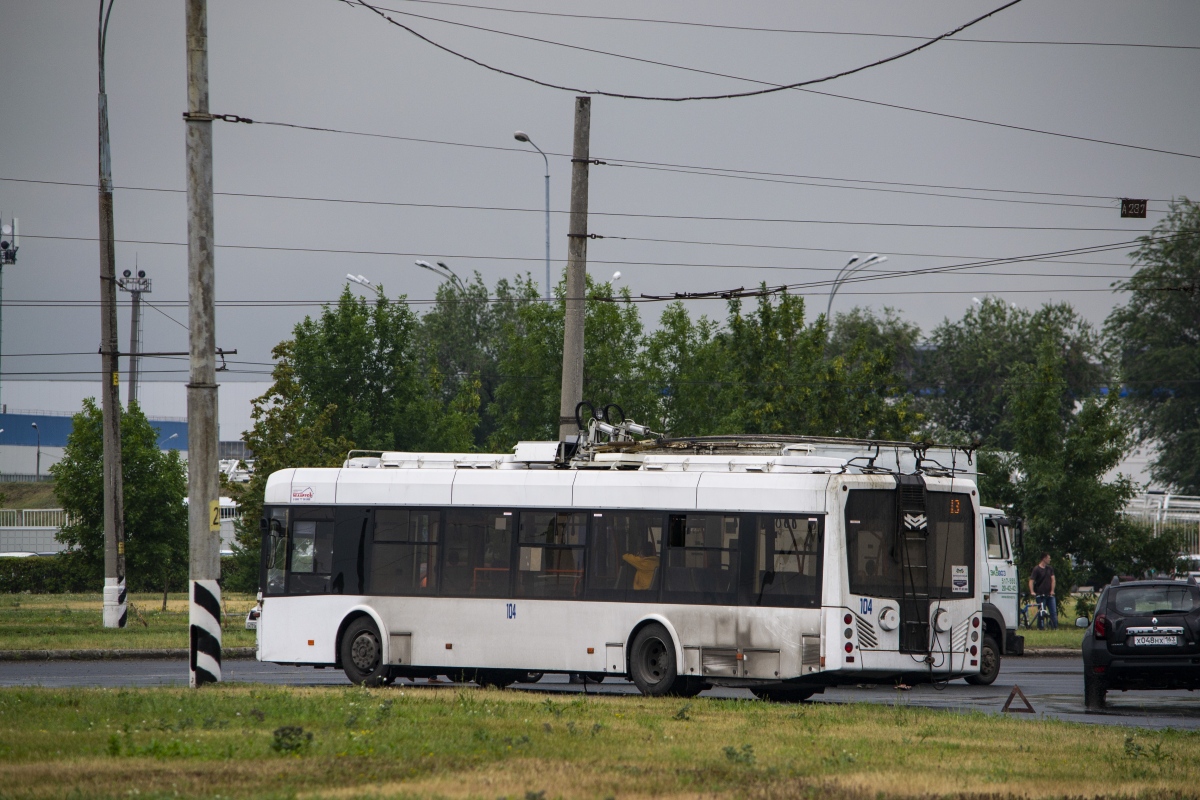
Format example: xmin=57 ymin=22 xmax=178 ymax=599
xmin=845 ymin=490 xmax=905 ymax=598
xmin=369 ymin=508 xmax=440 ymax=596
xmin=443 ymin=509 xmax=514 ymax=597
xmin=517 ymin=511 xmax=587 ymax=598
xmin=287 ymin=510 xmax=335 ymax=594
xmin=586 ymin=511 xmax=663 ymax=601
xmin=753 ymin=515 xmax=823 ymax=607
xmin=264 ymin=508 xmax=288 ymax=595
xmin=663 ymin=514 xmax=740 ymax=602
xmin=926 ymin=492 xmax=975 ymax=597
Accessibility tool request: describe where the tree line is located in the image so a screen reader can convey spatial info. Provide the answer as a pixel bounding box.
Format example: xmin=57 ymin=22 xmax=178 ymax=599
xmin=43 ymin=201 xmax=1199 ymax=600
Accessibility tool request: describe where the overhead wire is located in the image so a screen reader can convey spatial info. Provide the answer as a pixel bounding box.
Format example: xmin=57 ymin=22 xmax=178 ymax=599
xmin=382 ymin=0 xmax=1200 ymax=51
xmin=341 ymin=0 xmax=1200 ymax=161
xmin=346 ymin=0 xmax=1027 ymax=102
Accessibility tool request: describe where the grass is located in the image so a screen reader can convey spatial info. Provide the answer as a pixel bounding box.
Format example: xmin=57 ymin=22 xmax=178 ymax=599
xmin=0 ymin=685 xmax=1196 ymax=799
xmin=0 ymin=482 xmax=60 ymax=510
xmin=1019 ymin=626 xmax=1084 ymax=649
xmin=0 ymin=592 xmax=257 ymax=651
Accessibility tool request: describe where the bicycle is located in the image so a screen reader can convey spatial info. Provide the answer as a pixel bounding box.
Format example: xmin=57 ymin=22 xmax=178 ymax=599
xmin=1019 ymin=596 xmax=1050 ymax=630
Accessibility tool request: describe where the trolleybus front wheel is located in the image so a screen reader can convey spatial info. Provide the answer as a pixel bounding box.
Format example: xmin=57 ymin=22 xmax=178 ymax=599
xmin=751 ymin=685 xmax=816 ymax=703
xmin=340 ymin=617 xmax=388 ymax=687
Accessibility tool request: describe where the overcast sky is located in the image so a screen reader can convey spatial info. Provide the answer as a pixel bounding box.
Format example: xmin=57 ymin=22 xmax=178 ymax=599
xmin=0 ymin=0 xmax=1196 ymax=388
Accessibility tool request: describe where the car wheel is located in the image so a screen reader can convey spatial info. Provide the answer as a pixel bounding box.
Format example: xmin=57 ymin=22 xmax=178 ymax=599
xmin=629 ymin=623 xmax=679 ymax=697
xmin=1084 ymin=672 xmax=1107 ymax=710
xmin=751 ymin=685 xmax=816 ymax=703
xmin=340 ymin=617 xmax=388 ymax=686
xmin=965 ymin=635 xmax=1000 ymax=686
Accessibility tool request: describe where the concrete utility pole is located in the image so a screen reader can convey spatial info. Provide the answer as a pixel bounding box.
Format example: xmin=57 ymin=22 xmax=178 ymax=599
xmin=184 ymin=0 xmax=222 ymax=686
xmin=0 ymin=217 xmax=19 ymax=414
xmin=117 ymin=267 xmax=151 ymax=406
xmin=557 ymin=97 xmax=591 ymax=441
xmin=97 ymin=0 xmax=126 ymax=630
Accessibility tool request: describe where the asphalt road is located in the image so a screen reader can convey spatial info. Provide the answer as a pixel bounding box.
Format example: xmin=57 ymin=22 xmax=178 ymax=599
xmin=2 ymin=656 xmax=1198 ymax=729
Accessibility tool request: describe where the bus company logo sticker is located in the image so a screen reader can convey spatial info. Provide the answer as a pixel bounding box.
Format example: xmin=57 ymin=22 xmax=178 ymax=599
xmin=952 ymin=565 xmax=969 ymax=593
xmin=903 ymin=513 xmax=927 ymax=531
xmin=291 ymin=487 xmax=315 ymax=502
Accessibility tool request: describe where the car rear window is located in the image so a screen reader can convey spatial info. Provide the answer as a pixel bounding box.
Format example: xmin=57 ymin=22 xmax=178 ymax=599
xmin=1110 ymin=585 xmax=1199 ymax=615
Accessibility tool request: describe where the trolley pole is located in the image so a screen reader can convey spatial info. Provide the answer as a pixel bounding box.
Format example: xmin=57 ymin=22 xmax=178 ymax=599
xmin=184 ymin=0 xmax=222 ymax=686
xmin=97 ymin=0 xmax=126 ymax=630
xmin=557 ymin=96 xmax=591 ymax=442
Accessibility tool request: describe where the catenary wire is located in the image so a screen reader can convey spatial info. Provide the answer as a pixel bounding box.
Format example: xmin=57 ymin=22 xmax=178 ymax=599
xmin=341 ymin=0 xmax=1200 ymax=159
xmin=383 ymin=0 xmax=1200 ymax=51
xmin=346 ymin=0 xmax=1026 ymax=102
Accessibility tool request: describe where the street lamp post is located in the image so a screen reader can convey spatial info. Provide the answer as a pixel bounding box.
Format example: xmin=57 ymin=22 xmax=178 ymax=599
xmin=825 ymin=253 xmax=888 ymax=323
xmin=514 ymin=131 xmax=551 ymax=301
xmin=414 ymin=259 xmax=464 ymax=291
xmin=30 ymin=422 xmax=39 ymax=481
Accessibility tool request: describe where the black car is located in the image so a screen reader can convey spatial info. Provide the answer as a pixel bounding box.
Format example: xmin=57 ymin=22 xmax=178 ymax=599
xmin=1080 ymin=577 xmax=1200 ymax=709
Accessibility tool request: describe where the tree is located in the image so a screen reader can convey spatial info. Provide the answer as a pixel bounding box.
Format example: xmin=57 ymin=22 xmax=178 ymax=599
xmin=919 ymin=298 xmax=1106 ymax=448
xmin=1106 ymin=198 xmax=1200 ymax=493
xmin=51 ymin=399 xmax=188 ymax=604
xmin=988 ymin=340 xmax=1181 ymax=590
xmin=827 ymin=306 xmax=921 ymax=385
xmin=225 ymin=340 xmax=354 ymax=592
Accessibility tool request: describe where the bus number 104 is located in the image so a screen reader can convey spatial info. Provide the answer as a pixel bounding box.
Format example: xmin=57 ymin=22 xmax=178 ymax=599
xmin=506 ymin=603 xmax=517 ymax=619
xmin=859 ymin=598 xmax=873 ymax=615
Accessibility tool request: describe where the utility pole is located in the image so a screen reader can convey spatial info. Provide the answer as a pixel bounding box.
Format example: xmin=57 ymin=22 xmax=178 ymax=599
xmin=97 ymin=0 xmax=126 ymax=630
xmin=557 ymin=97 xmax=591 ymax=441
xmin=0 ymin=217 xmax=19 ymax=414
xmin=184 ymin=0 xmax=222 ymax=686
xmin=117 ymin=267 xmax=151 ymax=406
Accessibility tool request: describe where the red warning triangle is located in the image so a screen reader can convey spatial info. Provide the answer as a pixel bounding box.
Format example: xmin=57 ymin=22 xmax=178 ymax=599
xmin=1001 ymin=684 xmax=1035 ymax=714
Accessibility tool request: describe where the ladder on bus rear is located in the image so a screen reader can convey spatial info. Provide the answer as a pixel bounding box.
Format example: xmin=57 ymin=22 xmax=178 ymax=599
xmin=896 ymin=474 xmax=931 ymax=654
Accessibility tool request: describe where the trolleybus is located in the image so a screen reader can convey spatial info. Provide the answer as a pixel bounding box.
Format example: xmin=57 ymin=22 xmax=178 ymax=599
xmin=254 ymin=424 xmax=989 ymax=699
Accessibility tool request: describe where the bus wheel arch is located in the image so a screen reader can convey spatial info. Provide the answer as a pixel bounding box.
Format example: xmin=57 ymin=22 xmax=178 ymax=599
xmin=625 ymin=615 xmax=684 ymax=678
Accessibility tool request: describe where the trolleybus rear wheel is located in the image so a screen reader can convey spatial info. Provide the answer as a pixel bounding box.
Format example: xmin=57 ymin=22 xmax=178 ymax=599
xmin=965 ymin=635 xmax=1000 ymax=686
xmin=630 ymin=623 xmax=682 ymax=697
xmin=340 ymin=617 xmax=388 ymax=686
xmin=476 ymin=669 xmax=522 ymax=689
xmin=751 ymin=685 xmax=816 ymax=703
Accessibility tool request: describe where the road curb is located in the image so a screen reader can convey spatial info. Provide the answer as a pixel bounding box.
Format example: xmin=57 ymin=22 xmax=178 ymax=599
xmin=0 ymin=647 xmax=257 ymax=662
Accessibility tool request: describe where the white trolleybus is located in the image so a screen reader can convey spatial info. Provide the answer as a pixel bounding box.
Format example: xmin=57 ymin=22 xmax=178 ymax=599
xmin=255 ymin=420 xmax=993 ymax=700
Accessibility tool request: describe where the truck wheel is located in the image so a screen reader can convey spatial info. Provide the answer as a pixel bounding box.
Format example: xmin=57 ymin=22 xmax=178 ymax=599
xmin=629 ymin=623 xmax=679 ymax=697
xmin=340 ymin=616 xmax=388 ymax=686
xmin=965 ymin=635 xmax=1000 ymax=685
xmin=1084 ymin=672 xmax=1107 ymax=709
xmin=751 ymin=685 xmax=816 ymax=703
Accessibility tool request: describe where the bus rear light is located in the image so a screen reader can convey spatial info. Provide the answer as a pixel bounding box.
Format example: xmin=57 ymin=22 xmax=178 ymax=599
xmin=969 ymin=645 xmax=977 ymax=656
xmin=844 ymin=628 xmax=853 ymax=639
xmin=844 ymin=613 xmax=853 ymax=625
xmin=845 ymin=656 xmax=854 ymax=663
xmin=970 ymin=659 xmax=978 ymax=666
xmin=1094 ymin=615 xmax=1107 ymax=639
xmin=972 ymin=617 xmax=980 ymax=628
xmin=844 ymin=642 xmax=853 ymax=653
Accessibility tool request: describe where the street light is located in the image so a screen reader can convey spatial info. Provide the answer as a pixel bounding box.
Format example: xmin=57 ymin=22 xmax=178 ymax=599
xmin=514 ymin=130 xmax=551 ymax=301
xmin=30 ymin=422 xmax=39 ymax=481
xmin=824 ymin=253 xmax=888 ymax=322
xmin=414 ymin=260 xmax=464 ymax=291
xmin=346 ymin=273 xmax=377 ymax=290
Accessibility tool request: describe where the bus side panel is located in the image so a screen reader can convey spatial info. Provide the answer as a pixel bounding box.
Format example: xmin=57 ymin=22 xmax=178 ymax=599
xmin=695 ymin=472 xmax=826 ymax=514
xmin=259 ymin=595 xmax=355 ymax=664
xmin=451 ymin=470 xmax=576 ymax=508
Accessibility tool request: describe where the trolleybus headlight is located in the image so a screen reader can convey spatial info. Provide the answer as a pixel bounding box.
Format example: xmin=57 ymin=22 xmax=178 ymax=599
xmin=933 ymin=609 xmax=952 ymax=633
xmin=878 ymin=607 xmax=898 ymax=631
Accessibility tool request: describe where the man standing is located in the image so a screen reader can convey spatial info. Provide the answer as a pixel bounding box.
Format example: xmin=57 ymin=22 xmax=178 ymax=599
xmin=1028 ymin=552 xmax=1057 ymax=630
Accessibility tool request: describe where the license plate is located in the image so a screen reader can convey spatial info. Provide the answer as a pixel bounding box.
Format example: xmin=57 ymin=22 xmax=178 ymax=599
xmin=1132 ymin=635 xmax=1178 ymax=647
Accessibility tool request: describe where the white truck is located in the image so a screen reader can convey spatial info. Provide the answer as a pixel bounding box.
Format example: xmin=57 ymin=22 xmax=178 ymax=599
xmin=976 ymin=507 xmax=1023 ymax=683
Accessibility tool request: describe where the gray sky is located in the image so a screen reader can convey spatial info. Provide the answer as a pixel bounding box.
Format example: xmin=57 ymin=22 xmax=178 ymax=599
xmin=0 ymin=0 xmax=1197 ymax=387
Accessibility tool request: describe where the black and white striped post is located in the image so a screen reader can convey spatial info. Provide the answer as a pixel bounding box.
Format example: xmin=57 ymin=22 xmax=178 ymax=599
xmin=184 ymin=0 xmax=221 ymax=687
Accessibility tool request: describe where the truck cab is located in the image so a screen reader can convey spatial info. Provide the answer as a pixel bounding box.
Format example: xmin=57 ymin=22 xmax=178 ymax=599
xmin=981 ymin=507 xmax=1023 ymax=658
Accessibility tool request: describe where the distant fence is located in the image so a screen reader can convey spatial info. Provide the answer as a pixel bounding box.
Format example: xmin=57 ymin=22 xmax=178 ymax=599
xmin=0 ymin=509 xmax=69 ymax=527
xmin=1123 ymin=493 xmax=1200 ymax=555
xmin=0 ymin=474 xmax=54 ymax=484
